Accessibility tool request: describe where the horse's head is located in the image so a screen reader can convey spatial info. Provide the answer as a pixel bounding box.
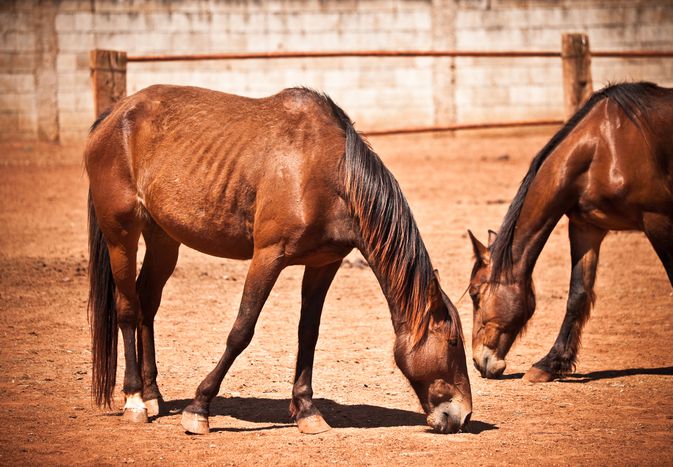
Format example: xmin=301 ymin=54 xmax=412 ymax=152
xmin=468 ymin=230 xmax=535 ymax=379
xmin=394 ymin=273 xmax=472 ymax=434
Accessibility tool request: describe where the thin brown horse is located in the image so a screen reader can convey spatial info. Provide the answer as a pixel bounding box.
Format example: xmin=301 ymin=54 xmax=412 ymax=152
xmin=86 ymin=85 xmax=472 ymax=434
xmin=468 ymin=82 xmax=673 ymax=382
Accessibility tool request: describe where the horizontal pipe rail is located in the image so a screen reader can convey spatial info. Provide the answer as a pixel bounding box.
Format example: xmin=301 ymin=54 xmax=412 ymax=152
xmin=127 ymin=50 xmax=561 ymax=61
xmin=592 ymin=50 xmax=673 ymax=58
xmin=363 ymin=119 xmax=563 ymax=136
xmin=127 ymin=49 xmax=673 ymax=62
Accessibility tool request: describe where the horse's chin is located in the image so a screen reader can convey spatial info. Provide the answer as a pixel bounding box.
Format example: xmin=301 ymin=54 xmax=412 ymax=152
xmin=426 ymin=402 xmax=472 ymax=434
xmin=473 ymin=345 xmax=507 ymax=379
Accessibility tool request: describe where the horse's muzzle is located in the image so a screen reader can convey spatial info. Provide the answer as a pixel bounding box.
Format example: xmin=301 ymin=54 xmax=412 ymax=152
xmin=426 ymin=399 xmax=472 ymax=434
xmin=473 ymin=345 xmax=507 ymax=379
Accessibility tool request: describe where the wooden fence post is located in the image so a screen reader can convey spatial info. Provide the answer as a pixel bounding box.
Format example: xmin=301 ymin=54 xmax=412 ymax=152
xmin=561 ymin=33 xmax=593 ymax=119
xmin=89 ymin=49 xmax=127 ymax=117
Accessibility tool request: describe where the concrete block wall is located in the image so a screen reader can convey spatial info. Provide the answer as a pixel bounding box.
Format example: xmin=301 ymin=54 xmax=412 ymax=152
xmin=54 ymin=0 xmax=436 ymax=141
xmin=2 ymin=0 xmax=673 ymax=142
xmin=1 ymin=3 xmax=40 ymax=140
xmin=453 ymin=0 xmax=673 ymax=123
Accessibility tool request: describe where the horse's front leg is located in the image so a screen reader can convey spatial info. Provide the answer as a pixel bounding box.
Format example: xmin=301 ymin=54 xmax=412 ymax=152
xmin=181 ymin=246 xmax=286 ymax=434
xmin=525 ymin=220 xmax=606 ymax=382
xmin=643 ymin=212 xmax=673 ymax=287
xmin=290 ymin=261 xmax=342 ymax=434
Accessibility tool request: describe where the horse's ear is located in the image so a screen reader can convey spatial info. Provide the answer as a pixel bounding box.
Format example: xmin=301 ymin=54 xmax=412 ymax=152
xmin=488 ymin=229 xmax=498 ymax=246
xmin=427 ymin=272 xmax=444 ymax=311
xmin=468 ymin=230 xmax=489 ymax=263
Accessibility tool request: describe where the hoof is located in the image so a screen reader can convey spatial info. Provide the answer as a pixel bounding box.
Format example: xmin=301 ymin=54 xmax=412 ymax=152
xmin=123 ymin=408 xmax=149 ymax=423
xmin=145 ymin=398 xmax=161 ymax=417
xmin=523 ymin=366 xmax=555 ymax=383
xmin=181 ymin=411 xmax=209 ymax=435
xmin=297 ymin=414 xmax=331 ymax=434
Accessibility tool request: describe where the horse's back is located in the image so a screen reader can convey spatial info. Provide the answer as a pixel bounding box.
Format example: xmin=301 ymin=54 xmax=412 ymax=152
xmin=86 ymin=85 xmax=354 ymax=261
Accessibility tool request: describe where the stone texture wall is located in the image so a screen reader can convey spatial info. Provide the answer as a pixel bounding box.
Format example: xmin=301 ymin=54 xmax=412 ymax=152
xmin=2 ymin=0 xmax=673 ymax=142
xmin=452 ymin=0 xmax=673 ymax=122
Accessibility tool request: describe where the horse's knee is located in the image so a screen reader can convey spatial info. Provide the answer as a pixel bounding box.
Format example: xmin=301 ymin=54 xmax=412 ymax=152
xmin=226 ymin=327 xmax=254 ymax=353
xmin=567 ymin=289 xmax=586 ymax=309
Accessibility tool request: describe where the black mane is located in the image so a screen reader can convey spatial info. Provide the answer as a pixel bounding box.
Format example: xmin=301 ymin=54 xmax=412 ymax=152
xmin=89 ymin=108 xmax=112 ymax=134
xmin=489 ymin=81 xmax=661 ymax=283
xmin=312 ymin=88 xmax=462 ymax=345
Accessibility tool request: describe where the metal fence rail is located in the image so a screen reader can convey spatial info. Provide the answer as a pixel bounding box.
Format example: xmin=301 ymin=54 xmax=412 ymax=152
xmin=90 ymin=34 xmax=673 ymax=135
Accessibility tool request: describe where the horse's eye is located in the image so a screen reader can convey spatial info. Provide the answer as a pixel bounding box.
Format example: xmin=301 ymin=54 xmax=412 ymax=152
xmin=448 ymin=338 xmax=458 ymax=347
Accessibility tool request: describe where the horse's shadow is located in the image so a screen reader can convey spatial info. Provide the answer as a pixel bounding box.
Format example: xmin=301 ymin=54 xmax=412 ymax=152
xmin=490 ymin=366 xmax=673 ymax=383
xmin=159 ymin=396 xmax=497 ymax=434
xmin=560 ymin=365 xmax=673 ymax=383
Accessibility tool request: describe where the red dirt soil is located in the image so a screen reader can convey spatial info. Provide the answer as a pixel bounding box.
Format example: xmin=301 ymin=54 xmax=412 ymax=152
xmin=0 ymin=132 xmax=671 ymax=466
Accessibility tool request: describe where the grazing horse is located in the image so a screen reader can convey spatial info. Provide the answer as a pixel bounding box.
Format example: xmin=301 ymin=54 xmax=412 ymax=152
xmin=468 ymin=82 xmax=673 ymax=382
xmin=86 ymin=85 xmax=472 ymax=434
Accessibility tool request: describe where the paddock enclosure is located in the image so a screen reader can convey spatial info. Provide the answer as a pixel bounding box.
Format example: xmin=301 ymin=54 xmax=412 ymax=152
xmin=2 ymin=0 xmax=673 ymax=465
xmin=2 ymin=132 xmax=672 ymax=464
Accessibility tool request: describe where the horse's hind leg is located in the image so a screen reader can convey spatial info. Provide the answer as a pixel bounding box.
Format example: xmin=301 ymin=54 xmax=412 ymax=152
xmin=290 ymin=261 xmax=342 ymax=434
xmin=525 ymin=220 xmax=606 ymax=383
xmin=103 ymin=218 xmax=147 ymax=421
xmin=181 ymin=246 xmax=286 ymax=435
xmin=643 ymin=212 xmax=673 ymax=287
xmin=136 ymin=223 xmax=180 ymax=416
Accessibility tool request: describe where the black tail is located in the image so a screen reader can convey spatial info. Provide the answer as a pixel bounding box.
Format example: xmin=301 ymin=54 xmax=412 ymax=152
xmin=87 ymin=190 xmax=117 ymax=407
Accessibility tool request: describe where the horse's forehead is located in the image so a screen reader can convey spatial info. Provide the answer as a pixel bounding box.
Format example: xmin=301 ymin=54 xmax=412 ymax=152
xmin=471 ymin=263 xmax=490 ymax=283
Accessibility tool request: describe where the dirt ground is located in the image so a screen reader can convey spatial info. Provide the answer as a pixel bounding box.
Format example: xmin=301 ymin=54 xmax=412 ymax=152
xmin=1 ymin=131 xmax=672 ymax=466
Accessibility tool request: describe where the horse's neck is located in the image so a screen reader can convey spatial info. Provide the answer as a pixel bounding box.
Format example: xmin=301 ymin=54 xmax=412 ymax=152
xmin=357 ymin=244 xmax=429 ymax=337
xmin=506 ymin=171 xmax=572 ymax=282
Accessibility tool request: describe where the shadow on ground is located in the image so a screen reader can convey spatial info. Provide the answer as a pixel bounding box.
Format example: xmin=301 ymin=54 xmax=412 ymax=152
xmin=159 ymin=396 xmax=497 ymax=434
xmin=561 ymin=366 xmax=673 ymax=383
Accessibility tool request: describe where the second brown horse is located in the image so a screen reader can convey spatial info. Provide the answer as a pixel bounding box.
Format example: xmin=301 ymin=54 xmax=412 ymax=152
xmin=85 ymin=85 xmax=472 ymax=434
xmin=469 ymin=82 xmax=673 ymax=382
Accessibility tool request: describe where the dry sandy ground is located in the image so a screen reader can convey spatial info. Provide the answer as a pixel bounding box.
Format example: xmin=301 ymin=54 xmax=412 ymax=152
xmin=0 ymin=131 xmax=672 ymax=466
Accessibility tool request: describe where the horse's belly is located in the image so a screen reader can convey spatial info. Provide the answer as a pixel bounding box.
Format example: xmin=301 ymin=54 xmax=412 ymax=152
xmin=146 ymin=203 xmax=255 ymax=259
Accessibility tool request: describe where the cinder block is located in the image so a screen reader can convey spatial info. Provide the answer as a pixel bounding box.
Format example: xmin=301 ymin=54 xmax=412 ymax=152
xmin=59 ymin=0 xmax=94 ymax=13
xmin=228 ymin=12 xmax=266 ymax=33
xmin=0 ymin=114 xmax=20 ymax=140
xmin=57 ymin=32 xmax=94 ymax=52
xmin=170 ymin=32 xmax=210 ymax=52
xmin=0 ymin=12 xmax=34 ymax=32
xmin=94 ymin=12 xmax=134 ymax=32
xmin=17 ymin=112 xmax=36 ymax=132
xmin=145 ymin=11 xmax=187 ymax=32
xmin=74 ymin=12 xmax=94 ymax=31
xmin=298 ymin=12 xmax=341 ymax=32
xmin=0 ymin=93 xmax=31 ymax=114
xmin=75 ymin=92 xmax=94 ymax=112
xmin=56 ymin=90 xmax=77 ymax=111
xmin=55 ymin=12 xmax=75 ymax=32
xmin=56 ymin=53 xmax=77 ymax=72
xmin=210 ymin=13 xmax=230 ymax=31
xmin=633 ymin=4 xmax=673 ymax=24
xmin=0 ymin=51 xmax=35 ymax=73
xmin=0 ymin=73 xmax=34 ymax=94
xmin=637 ymin=23 xmax=673 ymax=45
